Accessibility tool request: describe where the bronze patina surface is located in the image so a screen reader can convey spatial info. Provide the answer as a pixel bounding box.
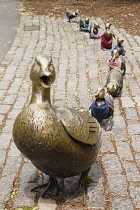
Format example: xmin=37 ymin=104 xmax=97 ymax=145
xmin=105 ymin=67 xmax=123 ymax=97
xmin=13 ymin=55 xmax=100 ymax=200
xmin=66 ymin=9 xmax=79 ymax=22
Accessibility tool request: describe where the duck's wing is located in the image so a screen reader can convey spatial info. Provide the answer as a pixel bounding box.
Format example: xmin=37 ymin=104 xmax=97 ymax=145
xmin=56 ymin=107 xmax=99 ymax=145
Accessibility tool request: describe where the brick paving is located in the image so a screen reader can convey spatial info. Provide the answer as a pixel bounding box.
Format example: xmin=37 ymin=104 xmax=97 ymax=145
xmin=0 ymin=13 xmax=140 ymax=210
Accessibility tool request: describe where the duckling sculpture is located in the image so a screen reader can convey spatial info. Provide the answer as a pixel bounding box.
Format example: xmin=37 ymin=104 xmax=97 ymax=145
xmin=107 ymin=49 xmax=126 ymax=75
xmin=13 ymin=55 xmax=100 ymax=202
xmin=101 ymin=23 xmax=115 ymax=50
xmin=90 ymin=87 xmax=114 ymax=131
xmin=110 ymin=37 xmax=126 ymax=56
xmin=89 ymin=22 xmax=101 ymax=39
xmin=80 ymin=16 xmax=91 ymax=31
xmin=105 ymin=67 xmax=123 ymax=97
xmin=66 ymin=9 xmax=79 ymax=22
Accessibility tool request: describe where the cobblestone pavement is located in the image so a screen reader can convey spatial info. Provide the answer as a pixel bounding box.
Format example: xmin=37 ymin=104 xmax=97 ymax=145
xmin=0 ymin=13 xmax=140 ymax=210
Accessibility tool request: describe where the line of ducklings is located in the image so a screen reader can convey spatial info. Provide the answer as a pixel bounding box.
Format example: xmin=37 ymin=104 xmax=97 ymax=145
xmin=90 ymin=35 xmax=126 ymax=131
xmin=66 ymin=9 xmax=126 ymax=131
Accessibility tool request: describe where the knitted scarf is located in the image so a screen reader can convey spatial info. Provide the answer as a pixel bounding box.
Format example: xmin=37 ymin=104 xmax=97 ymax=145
xmin=101 ymin=34 xmax=113 ymax=49
xmin=107 ymin=57 xmax=122 ymax=69
xmin=90 ymin=99 xmax=110 ymax=123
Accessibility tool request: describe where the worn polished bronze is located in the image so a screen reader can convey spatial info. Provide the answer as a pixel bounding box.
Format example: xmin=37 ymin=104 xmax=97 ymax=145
xmin=105 ymin=67 xmax=123 ymax=97
xmin=13 ymin=55 xmax=100 ymax=202
xmin=101 ymin=23 xmax=114 ymax=50
xmin=66 ymin=9 xmax=79 ymax=22
xmin=90 ymin=87 xmax=114 ymax=131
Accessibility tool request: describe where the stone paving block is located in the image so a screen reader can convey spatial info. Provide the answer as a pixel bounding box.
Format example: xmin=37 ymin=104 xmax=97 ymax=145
xmin=88 ymin=182 xmax=106 ymax=209
xmin=3 ymin=94 xmax=17 ymax=105
xmin=100 ymin=132 xmax=115 ymax=153
xmin=0 ymin=132 xmax=12 ymax=149
xmin=135 ymin=153 xmax=140 ymax=167
xmin=0 ymin=81 xmax=10 ymax=89
xmin=112 ymin=115 xmax=126 ymax=129
xmin=0 ymin=149 xmax=6 ymax=167
xmin=107 ymin=175 xmax=128 ymax=196
xmin=0 ymin=175 xmax=15 ymax=203
xmin=2 ymin=73 xmax=15 ymax=81
xmin=116 ymin=141 xmax=133 ymax=161
xmin=128 ymin=83 xmax=140 ymax=97
xmin=7 ymin=86 xmax=20 ymax=94
xmin=14 ymin=98 xmax=26 ymax=109
xmin=54 ymin=91 xmax=65 ymax=100
xmin=2 ymin=119 xmax=14 ymax=132
xmin=55 ymin=82 xmax=65 ymax=91
xmin=8 ymin=108 xmax=22 ymax=119
xmin=133 ymin=96 xmax=140 ymax=106
xmin=14 ymin=162 xmax=37 ymax=208
xmin=38 ymin=198 xmax=57 ymax=210
xmin=0 ymin=89 xmax=6 ymax=98
xmin=121 ymin=84 xmax=129 ymax=97
xmin=102 ymin=154 xmax=122 ymax=175
xmin=124 ymin=107 xmax=138 ymax=121
xmin=8 ymin=141 xmax=21 ymax=156
xmin=127 ymin=124 xmax=140 ymax=135
xmin=131 ymin=135 xmax=140 ymax=153
xmin=134 ymin=35 xmax=140 ymax=43
xmin=129 ymin=182 xmax=140 ymax=208
xmin=88 ymin=163 xmax=104 ymax=183
xmin=122 ymin=160 xmax=140 ymax=181
xmin=112 ymin=197 xmax=133 ymax=210
xmin=121 ymin=97 xmax=135 ymax=108
xmin=0 ymin=104 xmax=11 ymax=114
xmin=113 ymin=98 xmax=121 ymax=116
xmin=0 ymin=114 xmax=5 ymax=126
xmin=2 ymin=155 xmax=22 ymax=176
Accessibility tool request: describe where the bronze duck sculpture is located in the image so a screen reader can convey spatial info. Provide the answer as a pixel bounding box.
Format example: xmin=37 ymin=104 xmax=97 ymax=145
xmin=79 ymin=16 xmax=91 ymax=31
xmin=105 ymin=67 xmax=123 ymax=97
xmin=101 ymin=23 xmax=115 ymax=50
xmin=110 ymin=36 xmax=126 ymax=56
xmin=107 ymin=48 xmax=126 ymax=75
xmin=89 ymin=22 xmax=101 ymax=39
xmin=13 ymin=55 xmax=100 ymax=202
xmin=90 ymin=87 xmax=114 ymax=131
xmin=66 ymin=9 xmax=79 ymax=22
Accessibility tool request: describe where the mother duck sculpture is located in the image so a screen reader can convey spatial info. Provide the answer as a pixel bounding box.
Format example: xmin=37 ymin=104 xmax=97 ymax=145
xmin=13 ymin=55 xmax=100 ymax=202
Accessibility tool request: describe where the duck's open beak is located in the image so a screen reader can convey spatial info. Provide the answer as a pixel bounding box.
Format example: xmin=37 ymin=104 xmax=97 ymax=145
xmin=40 ymin=75 xmax=51 ymax=88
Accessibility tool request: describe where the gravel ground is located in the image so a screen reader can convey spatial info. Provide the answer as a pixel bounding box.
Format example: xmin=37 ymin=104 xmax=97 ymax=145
xmin=20 ymin=0 xmax=140 ymax=36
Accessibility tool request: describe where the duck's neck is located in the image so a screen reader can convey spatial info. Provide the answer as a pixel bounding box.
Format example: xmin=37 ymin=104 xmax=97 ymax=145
xmin=30 ymin=84 xmax=51 ymax=105
xmin=96 ymin=98 xmax=105 ymax=106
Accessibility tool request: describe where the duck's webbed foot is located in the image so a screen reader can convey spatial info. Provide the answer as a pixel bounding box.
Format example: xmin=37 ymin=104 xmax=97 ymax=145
xmin=31 ymin=176 xmax=59 ymax=197
xmin=105 ymin=116 xmax=113 ymax=131
xmin=60 ymin=168 xmax=90 ymax=204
